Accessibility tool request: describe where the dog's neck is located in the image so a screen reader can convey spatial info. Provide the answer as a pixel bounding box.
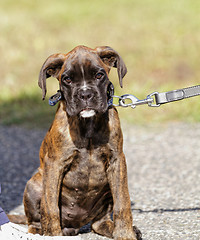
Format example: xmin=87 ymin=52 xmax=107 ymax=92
xmin=67 ymin=112 xmax=110 ymax=149
xmin=79 ymin=117 xmax=98 ymax=139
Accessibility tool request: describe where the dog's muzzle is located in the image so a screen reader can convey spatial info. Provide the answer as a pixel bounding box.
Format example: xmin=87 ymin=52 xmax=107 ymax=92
xmin=77 ymin=89 xmax=96 ymax=118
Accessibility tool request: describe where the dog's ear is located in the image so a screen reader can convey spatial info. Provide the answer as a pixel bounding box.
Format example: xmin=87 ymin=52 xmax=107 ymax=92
xmin=38 ymin=54 xmax=65 ymax=100
xmin=95 ymin=46 xmax=127 ymax=88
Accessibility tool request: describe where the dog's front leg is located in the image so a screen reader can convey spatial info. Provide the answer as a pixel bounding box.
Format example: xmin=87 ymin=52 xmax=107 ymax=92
xmin=40 ymin=159 xmax=64 ymax=236
xmin=107 ymin=153 xmax=137 ymax=240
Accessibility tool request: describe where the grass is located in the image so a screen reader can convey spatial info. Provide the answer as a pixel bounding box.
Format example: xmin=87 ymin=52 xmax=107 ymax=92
xmin=1 ymin=0 xmax=200 ymax=128
xmin=0 ymin=90 xmax=56 ymax=128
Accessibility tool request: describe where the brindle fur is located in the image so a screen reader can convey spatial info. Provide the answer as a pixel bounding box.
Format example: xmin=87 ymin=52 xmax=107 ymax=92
xmin=22 ymin=46 xmax=142 ymax=240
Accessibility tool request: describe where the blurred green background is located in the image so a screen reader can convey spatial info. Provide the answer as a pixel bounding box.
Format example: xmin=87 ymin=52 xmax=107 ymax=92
xmin=1 ymin=0 xmax=200 ymax=128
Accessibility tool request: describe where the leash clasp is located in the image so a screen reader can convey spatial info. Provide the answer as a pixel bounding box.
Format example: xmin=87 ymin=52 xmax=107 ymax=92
xmin=146 ymin=92 xmax=161 ymax=107
xmin=113 ymin=94 xmax=157 ymax=109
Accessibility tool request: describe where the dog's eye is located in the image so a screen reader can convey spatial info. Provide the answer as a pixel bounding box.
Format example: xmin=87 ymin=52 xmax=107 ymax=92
xmin=95 ymin=72 xmax=104 ymax=80
xmin=62 ymin=75 xmax=72 ymax=84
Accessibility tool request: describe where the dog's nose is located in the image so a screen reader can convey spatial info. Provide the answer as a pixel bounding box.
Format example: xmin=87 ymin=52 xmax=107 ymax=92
xmin=79 ymin=89 xmax=94 ymax=101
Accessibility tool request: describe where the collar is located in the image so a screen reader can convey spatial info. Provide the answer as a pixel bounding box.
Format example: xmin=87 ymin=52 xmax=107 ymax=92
xmin=48 ymin=90 xmax=62 ymax=106
xmin=107 ymin=81 xmax=114 ymax=107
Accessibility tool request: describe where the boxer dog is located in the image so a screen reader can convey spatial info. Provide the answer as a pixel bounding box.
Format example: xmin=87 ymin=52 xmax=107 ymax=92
xmin=22 ymin=46 xmax=141 ymax=240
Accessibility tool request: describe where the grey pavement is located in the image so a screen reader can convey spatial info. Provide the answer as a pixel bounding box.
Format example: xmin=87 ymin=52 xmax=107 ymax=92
xmin=0 ymin=122 xmax=200 ymax=240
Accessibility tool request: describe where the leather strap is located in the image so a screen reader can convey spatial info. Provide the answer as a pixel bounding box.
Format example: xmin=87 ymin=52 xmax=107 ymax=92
xmin=155 ymin=85 xmax=200 ymax=105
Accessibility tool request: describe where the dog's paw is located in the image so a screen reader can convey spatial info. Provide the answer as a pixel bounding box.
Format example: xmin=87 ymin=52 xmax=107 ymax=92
xmin=42 ymin=225 xmax=63 ymax=236
xmin=63 ymin=227 xmax=79 ymax=236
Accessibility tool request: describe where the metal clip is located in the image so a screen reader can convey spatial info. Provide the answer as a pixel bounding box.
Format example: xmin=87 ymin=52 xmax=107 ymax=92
xmin=112 ymin=91 xmax=161 ymax=109
xmin=146 ymin=92 xmax=160 ymax=107
xmin=112 ymin=95 xmax=123 ymax=107
xmin=119 ymin=94 xmax=139 ymax=108
xmin=113 ymin=94 xmax=154 ymax=109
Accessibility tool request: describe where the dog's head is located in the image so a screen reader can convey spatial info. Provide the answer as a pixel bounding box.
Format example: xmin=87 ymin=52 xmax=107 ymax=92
xmin=38 ymin=46 xmax=127 ymax=117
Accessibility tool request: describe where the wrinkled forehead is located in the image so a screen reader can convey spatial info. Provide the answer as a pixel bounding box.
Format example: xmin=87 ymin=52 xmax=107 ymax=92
xmin=61 ymin=48 xmax=108 ymax=76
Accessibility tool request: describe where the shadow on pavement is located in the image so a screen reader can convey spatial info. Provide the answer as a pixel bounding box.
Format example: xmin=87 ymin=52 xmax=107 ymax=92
xmin=131 ymin=202 xmax=200 ymax=213
xmin=0 ymin=125 xmax=46 ymax=213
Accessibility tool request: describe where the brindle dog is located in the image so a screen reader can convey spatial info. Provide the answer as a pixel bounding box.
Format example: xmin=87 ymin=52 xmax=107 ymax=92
xmin=23 ymin=46 xmax=142 ymax=240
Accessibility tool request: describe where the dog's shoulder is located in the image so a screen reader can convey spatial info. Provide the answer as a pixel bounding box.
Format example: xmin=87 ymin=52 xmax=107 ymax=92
xmin=108 ymin=106 xmax=121 ymax=130
xmin=108 ymin=107 xmax=123 ymax=151
xmin=40 ymin=101 xmax=71 ymax=147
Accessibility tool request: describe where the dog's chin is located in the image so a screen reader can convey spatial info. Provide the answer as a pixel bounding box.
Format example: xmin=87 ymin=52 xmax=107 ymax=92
xmin=79 ymin=109 xmax=96 ymax=118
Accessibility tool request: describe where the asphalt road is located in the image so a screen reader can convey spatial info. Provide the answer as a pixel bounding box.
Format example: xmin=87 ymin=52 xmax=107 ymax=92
xmin=0 ymin=122 xmax=200 ymax=240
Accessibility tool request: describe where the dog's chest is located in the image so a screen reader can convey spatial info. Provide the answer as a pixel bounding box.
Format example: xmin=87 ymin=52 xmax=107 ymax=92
xmin=59 ymin=146 xmax=112 ymax=225
xmin=62 ymin=146 xmax=110 ymax=191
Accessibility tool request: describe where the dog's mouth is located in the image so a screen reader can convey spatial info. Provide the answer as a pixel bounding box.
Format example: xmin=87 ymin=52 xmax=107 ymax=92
xmin=79 ymin=109 xmax=96 ymax=118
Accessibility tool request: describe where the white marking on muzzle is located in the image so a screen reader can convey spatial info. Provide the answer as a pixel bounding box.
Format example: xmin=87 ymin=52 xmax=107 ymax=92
xmin=80 ymin=109 xmax=96 ymax=118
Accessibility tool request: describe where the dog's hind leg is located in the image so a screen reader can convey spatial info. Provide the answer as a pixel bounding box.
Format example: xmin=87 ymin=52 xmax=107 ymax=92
xmin=92 ymin=218 xmax=114 ymax=238
xmin=91 ymin=204 xmax=114 ymax=238
xmin=23 ymin=171 xmax=42 ymax=235
xmin=7 ymin=214 xmax=27 ymax=225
